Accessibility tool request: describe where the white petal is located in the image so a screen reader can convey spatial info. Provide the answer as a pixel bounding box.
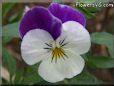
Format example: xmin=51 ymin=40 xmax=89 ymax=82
xmin=38 ymin=58 xmax=64 ymax=83
xmin=38 ymin=50 xmax=84 ymax=83
xmin=57 ymin=21 xmax=91 ymax=54
xmin=21 ymin=29 xmax=53 ymax=65
xmin=56 ymin=50 xmax=85 ymax=79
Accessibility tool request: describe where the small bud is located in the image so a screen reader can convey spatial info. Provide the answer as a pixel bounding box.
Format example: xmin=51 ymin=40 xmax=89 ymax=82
xmin=23 ymin=6 xmax=30 ymax=15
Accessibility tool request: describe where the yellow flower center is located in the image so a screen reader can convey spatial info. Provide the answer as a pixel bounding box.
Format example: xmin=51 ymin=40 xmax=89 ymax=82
xmin=51 ymin=47 xmax=65 ymax=62
xmin=44 ymin=38 xmax=68 ymax=62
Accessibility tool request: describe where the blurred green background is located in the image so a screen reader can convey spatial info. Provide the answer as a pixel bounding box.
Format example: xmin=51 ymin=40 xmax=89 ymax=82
xmin=1 ymin=0 xmax=114 ymax=85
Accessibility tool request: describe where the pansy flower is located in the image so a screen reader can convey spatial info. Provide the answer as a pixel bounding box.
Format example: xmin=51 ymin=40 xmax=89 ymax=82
xmin=19 ymin=3 xmax=91 ymax=83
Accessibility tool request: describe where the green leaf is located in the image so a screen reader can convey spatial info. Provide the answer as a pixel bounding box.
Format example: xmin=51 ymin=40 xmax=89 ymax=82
xmin=9 ymin=10 xmax=22 ymax=24
xmin=2 ymin=22 xmax=19 ymax=44
xmin=2 ymin=3 xmax=15 ymax=18
xmin=76 ymin=6 xmax=95 ymax=19
xmin=23 ymin=65 xmax=43 ymax=84
xmin=2 ymin=47 xmax=16 ymax=76
xmin=12 ymin=70 xmax=24 ymax=84
xmin=3 ymin=22 xmax=19 ymax=37
xmin=86 ymin=56 xmax=114 ymax=69
xmin=69 ymin=71 xmax=104 ymax=85
xmin=2 ymin=36 xmax=13 ymax=45
xmin=91 ymin=32 xmax=113 ymax=58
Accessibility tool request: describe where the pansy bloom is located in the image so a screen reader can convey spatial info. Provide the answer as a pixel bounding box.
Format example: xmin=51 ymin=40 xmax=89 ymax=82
xmin=19 ymin=3 xmax=91 ymax=83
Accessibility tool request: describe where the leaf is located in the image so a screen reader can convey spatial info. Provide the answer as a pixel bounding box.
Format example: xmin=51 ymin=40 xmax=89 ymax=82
xmin=3 ymin=22 xmax=19 ymax=37
xmin=9 ymin=10 xmax=22 ymax=24
xmin=76 ymin=6 xmax=95 ymax=19
xmin=91 ymin=32 xmax=113 ymax=58
xmin=69 ymin=71 xmax=104 ymax=85
xmin=23 ymin=65 xmax=43 ymax=84
xmin=2 ymin=36 xmax=13 ymax=45
xmin=2 ymin=3 xmax=15 ymax=18
xmin=2 ymin=22 xmax=19 ymax=44
xmin=86 ymin=56 xmax=114 ymax=69
xmin=2 ymin=47 xmax=16 ymax=76
xmin=12 ymin=70 xmax=24 ymax=84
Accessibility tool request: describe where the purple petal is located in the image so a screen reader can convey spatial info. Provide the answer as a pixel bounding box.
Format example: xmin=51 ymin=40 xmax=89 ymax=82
xmin=19 ymin=7 xmax=62 ymax=40
xmin=48 ymin=3 xmax=86 ymax=26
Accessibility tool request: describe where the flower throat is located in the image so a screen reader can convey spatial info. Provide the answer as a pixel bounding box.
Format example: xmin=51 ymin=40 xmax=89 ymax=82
xmin=44 ymin=38 xmax=68 ymax=62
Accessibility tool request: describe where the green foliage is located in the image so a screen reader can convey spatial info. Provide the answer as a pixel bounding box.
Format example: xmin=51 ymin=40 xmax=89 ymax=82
xmin=69 ymin=70 xmax=104 ymax=84
xmin=76 ymin=6 xmax=96 ymax=19
xmin=75 ymin=2 xmax=100 ymax=19
xmin=3 ymin=22 xmax=19 ymax=37
xmin=2 ymin=3 xmax=15 ymax=18
xmin=23 ymin=65 xmax=43 ymax=84
xmin=9 ymin=10 xmax=22 ymax=24
xmin=11 ymin=70 xmax=24 ymax=84
xmin=86 ymin=56 xmax=114 ymax=68
xmin=3 ymin=3 xmax=22 ymax=24
xmin=2 ymin=22 xmax=19 ymax=44
xmin=2 ymin=48 xmax=16 ymax=76
xmin=91 ymin=32 xmax=113 ymax=58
